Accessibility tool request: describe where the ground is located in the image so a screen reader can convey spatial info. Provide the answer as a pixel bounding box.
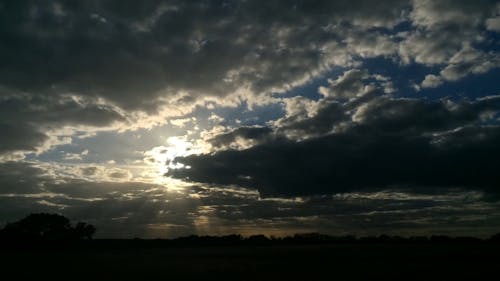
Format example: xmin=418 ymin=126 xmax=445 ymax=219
xmin=1 ymin=243 xmax=499 ymax=280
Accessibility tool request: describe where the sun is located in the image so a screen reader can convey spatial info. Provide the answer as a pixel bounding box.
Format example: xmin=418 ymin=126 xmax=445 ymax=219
xmin=144 ymin=136 xmax=198 ymax=184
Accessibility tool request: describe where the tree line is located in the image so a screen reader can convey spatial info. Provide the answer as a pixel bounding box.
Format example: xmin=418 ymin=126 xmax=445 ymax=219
xmin=0 ymin=213 xmax=95 ymax=241
xmin=2 ymin=213 xmax=500 ymax=245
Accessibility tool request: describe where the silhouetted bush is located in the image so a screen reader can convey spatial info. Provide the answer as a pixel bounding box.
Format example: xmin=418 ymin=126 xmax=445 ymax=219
xmin=490 ymin=233 xmax=500 ymax=242
xmin=246 ymin=234 xmax=270 ymax=244
xmin=0 ymin=213 xmax=96 ymax=241
xmin=430 ymin=235 xmax=453 ymax=243
xmin=73 ymin=222 xmax=96 ymax=240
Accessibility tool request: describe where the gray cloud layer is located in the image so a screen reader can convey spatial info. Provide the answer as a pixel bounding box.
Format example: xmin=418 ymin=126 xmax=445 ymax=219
xmin=1 ymin=1 xmax=500 ymax=237
xmin=2 ymin=161 xmax=499 ymax=238
xmin=170 ymin=70 xmax=500 ymax=197
xmin=1 ymin=0 xmax=498 ymax=158
xmin=0 ymin=94 xmax=125 ymax=156
xmin=0 ymin=0 xmax=407 ymax=107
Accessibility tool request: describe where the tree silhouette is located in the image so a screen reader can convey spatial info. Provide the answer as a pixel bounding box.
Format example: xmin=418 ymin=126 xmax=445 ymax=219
xmin=0 ymin=213 xmax=96 ymax=240
xmin=73 ymin=222 xmax=96 ymax=240
xmin=490 ymin=233 xmax=500 ymax=242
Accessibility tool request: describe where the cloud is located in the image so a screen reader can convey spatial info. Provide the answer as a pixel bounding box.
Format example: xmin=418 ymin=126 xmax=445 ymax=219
xmin=209 ymin=126 xmax=274 ymax=150
xmin=410 ymin=0 xmax=495 ymax=28
xmin=1 ymin=1 xmax=500 ymax=238
xmin=63 ymin=149 xmax=89 ymax=161
xmin=440 ymin=47 xmax=500 ymax=81
xmin=170 ymin=117 xmax=196 ymax=128
xmin=169 ymin=70 xmax=500 ymax=197
xmin=0 ymin=161 xmax=197 ymax=237
xmin=0 ymin=93 xmax=126 ymax=159
xmin=0 ymin=0 xmax=407 ymax=158
xmin=485 ymin=3 xmax=500 ymax=31
xmin=420 ymin=46 xmax=500 ymax=88
xmin=169 ymin=122 xmax=500 ymax=197
xmin=79 ymin=166 xmax=100 ymax=177
xmin=0 ymin=0 xmax=408 ymax=107
xmin=275 ymin=69 xmax=392 ymax=139
xmin=105 ymin=168 xmax=133 ymax=181
xmin=1 ymin=0 xmax=498 ymax=159
xmin=2 ymin=161 xmax=499 ymax=238
xmin=0 ymin=122 xmax=48 ymax=155
xmin=400 ymin=0 xmax=499 ymax=86
xmin=421 ymin=74 xmax=443 ymax=88
xmin=318 ymin=69 xmax=371 ymax=99
xmin=0 ymin=161 xmax=50 ymax=194
xmin=486 ymin=17 xmax=500 ymax=31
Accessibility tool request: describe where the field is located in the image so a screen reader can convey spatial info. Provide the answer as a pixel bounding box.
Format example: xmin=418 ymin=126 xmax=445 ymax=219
xmin=2 ymin=242 xmax=499 ymax=280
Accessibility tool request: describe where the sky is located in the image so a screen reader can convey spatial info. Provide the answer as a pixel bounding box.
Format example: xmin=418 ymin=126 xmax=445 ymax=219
xmin=1 ymin=0 xmax=500 ymax=238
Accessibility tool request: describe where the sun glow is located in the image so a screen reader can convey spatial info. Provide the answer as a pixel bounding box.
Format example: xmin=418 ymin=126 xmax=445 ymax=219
xmin=143 ymin=136 xmax=201 ymax=185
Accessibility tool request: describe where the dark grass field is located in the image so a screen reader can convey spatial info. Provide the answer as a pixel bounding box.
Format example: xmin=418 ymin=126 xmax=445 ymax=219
xmin=2 ymin=242 xmax=500 ymax=280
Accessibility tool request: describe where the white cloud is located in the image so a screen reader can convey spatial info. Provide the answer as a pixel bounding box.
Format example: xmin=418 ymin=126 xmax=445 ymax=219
xmin=170 ymin=117 xmax=195 ymax=128
xmin=486 ymin=17 xmax=500 ymax=31
xmin=318 ymin=69 xmax=392 ymax=99
xmin=208 ymin=113 xmax=224 ymax=123
xmin=105 ymin=168 xmax=133 ymax=181
xmin=401 ymin=0 xmax=499 ymax=88
xmin=421 ymin=74 xmax=444 ymax=89
xmin=420 ymin=46 xmax=500 ymax=88
xmin=318 ymin=69 xmax=370 ymax=99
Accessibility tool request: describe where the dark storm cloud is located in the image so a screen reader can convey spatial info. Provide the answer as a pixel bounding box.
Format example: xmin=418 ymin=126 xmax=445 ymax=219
xmin=352 ymin=96 xmax=500 ymax=134
xmin=277 ymin=99 xmax=348 ymax=138
xmin=0 ymin=0 xmax=409 ymax=108
xmin=1 ymin=0 xmax=499 ymax=158
xmin=0 ymin=93 xmax=125 ymax=156
xmin=169 ymin=92 xmax=500 ymax=197
xmin=0 ymin=161 xmax=48 ymax=193
xmin=0 ymin=122 xmax=48 ymax=155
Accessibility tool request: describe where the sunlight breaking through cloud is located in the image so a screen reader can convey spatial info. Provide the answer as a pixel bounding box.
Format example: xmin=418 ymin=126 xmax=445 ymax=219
xmin=0 ymin=0 xmax=499 ymax=238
